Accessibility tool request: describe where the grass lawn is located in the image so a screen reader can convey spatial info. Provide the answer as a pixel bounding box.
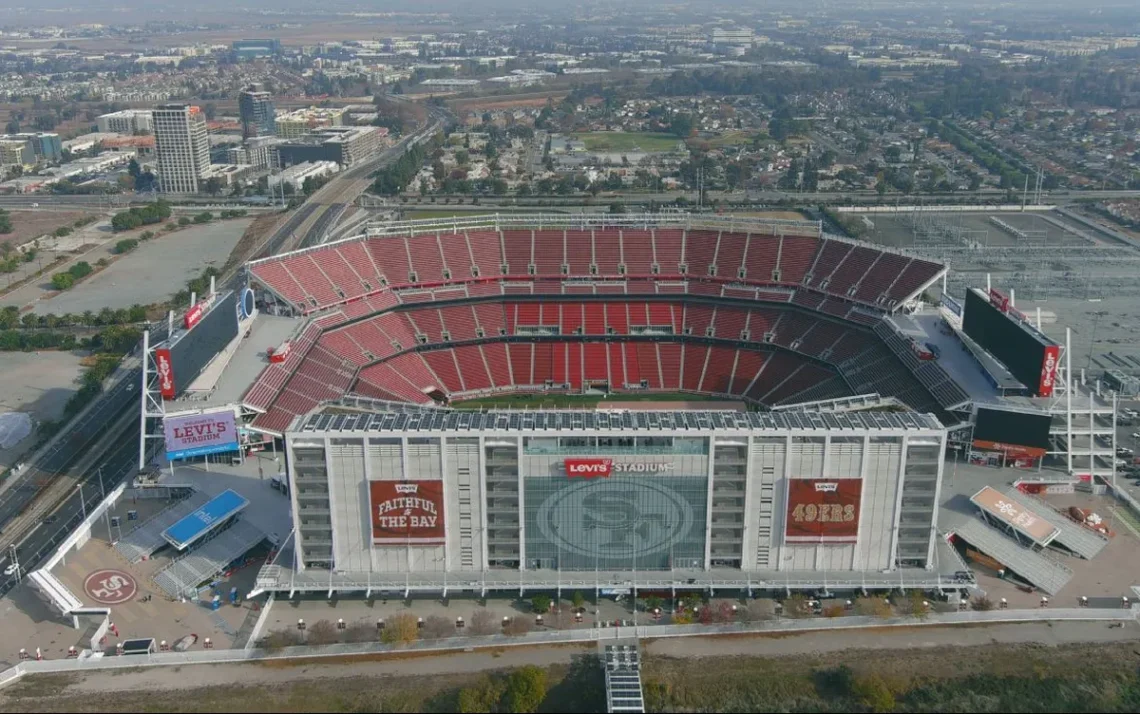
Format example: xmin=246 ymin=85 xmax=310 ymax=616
xmin=690 ymin=130 xmax=764 ymax=148
xmin=452 ymin=392 xmax=735 ymax=410
xmin=572 ymin=132 xmax=683 ymax=153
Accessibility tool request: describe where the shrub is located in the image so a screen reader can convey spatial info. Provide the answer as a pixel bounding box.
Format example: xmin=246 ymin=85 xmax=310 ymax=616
xmin=260 ymin=628 xmax=301 ymax=652
xmin=305 ymin=619 xmax=339 ymax=645
xmin=422 ymin=615 xmax=455 ymax=639
xmin=51 ymin=272 xmax=75 ymax=290
xmin=971 ymin=596 xmax=994 ymax=611
xmin=822 ymin=604 xmax=846 ymax=618
xmin=53 ymin=226 xmax=72 ymax=237
xmin=504 ymin=665 xmax=547 ymax=713
xmin=531 ymin=594 xmax=551 ymax=614
xmin=177 ymin=216 xmax=191 ymax=226
xmin=380 ymin=612 xmax=419 ymax=645
xmin=342 ymin=623 xmax=376 ymax=643
xmin=69 ymin=261 xmax=93 ymax=279
xmin=855 ymin=597 xmax=893 ymax=618
xmin=503 ymin=616 xmax=533 ymax=636
xmin=457 ymin=675 xmax=506 ymax=713
xmin=782 ymin=593 xmax=811 ymax=618
xmin=114 ymin=238 xmax=139 ymax=254
xmin=852 ymin=673 xmax=896 ymax=713
xmin=139 ymin=231 xmax=155 ymax=241
xmin=192 ymin=211 xmax=213 ymax=224
xmin=469 ymin=609 xmax=496 ymax=635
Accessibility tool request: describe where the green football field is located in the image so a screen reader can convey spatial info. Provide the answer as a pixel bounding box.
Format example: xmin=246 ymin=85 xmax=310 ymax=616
xmin=572 ymin=132 xmax=683 ymax=152
xmin=451 ymin=391 xmax=741 ymax=410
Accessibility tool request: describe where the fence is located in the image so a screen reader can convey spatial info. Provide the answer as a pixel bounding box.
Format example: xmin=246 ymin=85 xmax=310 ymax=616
xmin=39 ymin=483 xmax=127 ymax=574
xmin=836 ymin=205 xmax=1056 ymax=214
xmin=1 ymin=606 xmax=1135 ymax=688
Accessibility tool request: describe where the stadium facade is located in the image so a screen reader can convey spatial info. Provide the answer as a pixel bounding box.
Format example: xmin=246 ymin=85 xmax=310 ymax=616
xmin=267 ymin=409 xmax=948 ymax=595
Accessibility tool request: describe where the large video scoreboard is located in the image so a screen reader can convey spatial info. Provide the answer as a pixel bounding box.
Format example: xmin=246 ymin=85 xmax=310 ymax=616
xmin=962 ymin=288 xmax=1059 ymax=397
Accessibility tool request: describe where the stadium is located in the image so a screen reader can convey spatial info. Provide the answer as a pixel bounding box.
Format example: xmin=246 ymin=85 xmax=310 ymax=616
xmin=131 ymin=213 xmax=1120 ymax=601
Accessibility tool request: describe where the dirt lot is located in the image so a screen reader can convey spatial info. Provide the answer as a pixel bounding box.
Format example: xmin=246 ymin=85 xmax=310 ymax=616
xmin=728 ymin=210 xmax=808 ymax=221
xmin=0 ymin=211 xmax=100 ymax=249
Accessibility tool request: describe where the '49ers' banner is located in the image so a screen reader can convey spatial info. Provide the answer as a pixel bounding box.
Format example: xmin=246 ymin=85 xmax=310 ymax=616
xmin=370 ymin=480 xmax=446 ymax=545
xmin=784 ymin=478 xmax=862 ymax=543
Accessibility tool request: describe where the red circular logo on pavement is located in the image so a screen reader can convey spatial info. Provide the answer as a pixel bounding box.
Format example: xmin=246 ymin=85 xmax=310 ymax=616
xmin=84 ymin=569 xmax=137 ymax=605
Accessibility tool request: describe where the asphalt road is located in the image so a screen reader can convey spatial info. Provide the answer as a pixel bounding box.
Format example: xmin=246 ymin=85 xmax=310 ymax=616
xmin=0 ymin=431 xmax=144 ymax=595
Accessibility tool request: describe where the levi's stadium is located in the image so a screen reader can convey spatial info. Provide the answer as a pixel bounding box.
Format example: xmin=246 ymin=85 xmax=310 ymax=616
xmin=136 ymin=213 xmax=1118 ymax=600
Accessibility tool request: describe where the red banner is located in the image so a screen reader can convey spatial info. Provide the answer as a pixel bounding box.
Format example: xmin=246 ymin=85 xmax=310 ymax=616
xmin=154 ymin=348 xmax=175 ymax=399
xmin=184 ymin=302 xmax=205 ymax=330
xmin=972 ymin=439 xmax=1047 ymax=460
xmin=369 ymin=480 xmax=445 ymax=545
xmin=785 ymin=479 xmax=862 ymax=542
xmin=988 ymin=288 xmax=1009 ymax=313
xmin=564 ymin=458 xmax=613 ymax=478
xmin=1038 ymin=344 xmax=1059 ymax=397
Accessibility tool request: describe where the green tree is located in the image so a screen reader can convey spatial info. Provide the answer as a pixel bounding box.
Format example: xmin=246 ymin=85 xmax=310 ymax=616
xmin=504 ymin=665 xmax=547 ymax=713
xmin=571 ymin=591 xmax=586 ymax=610
xmin=852 ymin=673 xmax=896 ymax=712
xmin=51 ymin=272 xmax=75 ymax=290
xmin=669 ymin=113 xmax=694 ymax=138
xmin=531 ymin=594 xmax=551 ymax=614
xmin=457 ymin=675 xmax=506 ymax=713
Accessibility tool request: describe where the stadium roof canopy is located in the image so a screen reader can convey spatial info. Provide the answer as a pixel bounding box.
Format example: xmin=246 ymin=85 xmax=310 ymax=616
xmin=291 ymin=409 xmax=944 ymax=435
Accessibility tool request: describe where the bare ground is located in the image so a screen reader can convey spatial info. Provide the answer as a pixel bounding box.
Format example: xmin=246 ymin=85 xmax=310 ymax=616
xmin=4 ymin=621 xmax=1139 ymax=713
xmin=0 ymin=211 xmax=101 ymax=249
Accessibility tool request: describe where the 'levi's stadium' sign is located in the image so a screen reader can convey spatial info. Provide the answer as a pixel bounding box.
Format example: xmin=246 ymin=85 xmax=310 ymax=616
xmin=370 ymin=480 xmax=445 ymax=545
xmin=564 ymin=459 xmax=676 ymax=477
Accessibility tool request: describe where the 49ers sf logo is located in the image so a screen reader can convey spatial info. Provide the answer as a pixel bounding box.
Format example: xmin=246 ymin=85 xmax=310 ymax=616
xmin=84 ymin=569 xmax=137 ymax=605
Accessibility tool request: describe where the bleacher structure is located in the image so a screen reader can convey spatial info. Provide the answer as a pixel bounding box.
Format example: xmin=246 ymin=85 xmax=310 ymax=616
xmin=601 ymin=641 xmax=646 ymax=714
xmin=243 ymin=215 xmax=950 ymax=434
xmin=1008 ymin=488 xmax=1109 ymax=560
xmin=952 ymin=518 xmax=1073 ymax=595
xmin=113 ymin=490 xmax=210 ymax=563
xmin=152 ymin=520 xmax=266 ymax=598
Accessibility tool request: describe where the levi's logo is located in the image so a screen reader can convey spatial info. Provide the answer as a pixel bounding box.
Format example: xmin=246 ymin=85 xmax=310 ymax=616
xmin=564 ymin=458 xmax=612 ymax=478
xmin=814 ymin=482 xmax=839 ymax=492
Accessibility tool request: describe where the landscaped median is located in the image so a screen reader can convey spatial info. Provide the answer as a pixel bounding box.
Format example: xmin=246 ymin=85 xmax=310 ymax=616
xmin=1 ymin=605 xmax=1135 ymax=687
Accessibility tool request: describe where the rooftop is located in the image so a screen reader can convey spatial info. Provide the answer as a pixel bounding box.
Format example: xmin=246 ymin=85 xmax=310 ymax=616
xmin=290 ymin=409 xmax=945 ymax=436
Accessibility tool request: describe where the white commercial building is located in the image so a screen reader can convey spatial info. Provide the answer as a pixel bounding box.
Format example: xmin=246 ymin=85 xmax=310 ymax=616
xmin=153 ymin=104 xmax=211 ymax=193
xmin=255 ymin=410 xmax=951 ymax=597
xmin=268 ymin=160 xmax=340 ymax=192
xmin=96 ymin=109 xmax=154 ymax=135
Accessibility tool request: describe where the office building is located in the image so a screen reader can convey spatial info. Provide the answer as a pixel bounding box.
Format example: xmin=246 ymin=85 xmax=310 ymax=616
xmin=711 ymin=27 xmax=755 ymax=47
xmin=0 ymin=138 xmax=34 ymax=168
xmin=227 ymin=136 xmax=283 ymax=171
xmin=233 ymin=39 xmax=282 ymax=59
xmin=153 ymin=104 xmax=211 ymax=193
xmin=276 ymin=126 xmax=385 ymax=168
xmin=274 ymin=107 xmax=345 ymax=139
xmin=0 ymin=132 xmax=61 ymax=163
xmin=96 ymin=109 xmax=155 ymax=135
xmin=239 ymin=88 xmax=276 ymax=139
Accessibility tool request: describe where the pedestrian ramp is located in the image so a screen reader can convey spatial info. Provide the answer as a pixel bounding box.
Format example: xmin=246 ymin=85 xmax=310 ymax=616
xmin=601 ymin=641 xmax=645 ymax=713
xmin=954 ymin=518 xmax=1074 ymax=595
xmin=1006 ymin=488 xmax=1109 ymax=560
xmin=114 ymin=491 xmax=211 ymax=563
xmin=153 ymin=520 xmax=266 ymax=598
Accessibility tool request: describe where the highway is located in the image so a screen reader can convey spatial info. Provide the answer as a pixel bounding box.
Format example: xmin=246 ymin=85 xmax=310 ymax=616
xmin=4 ymin=186 xmax=1140 ymax=213
xmin=0 ymin=106 xmax=452 ymax=598
xmin=258 ymin=109 xmax=447 ymax=254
